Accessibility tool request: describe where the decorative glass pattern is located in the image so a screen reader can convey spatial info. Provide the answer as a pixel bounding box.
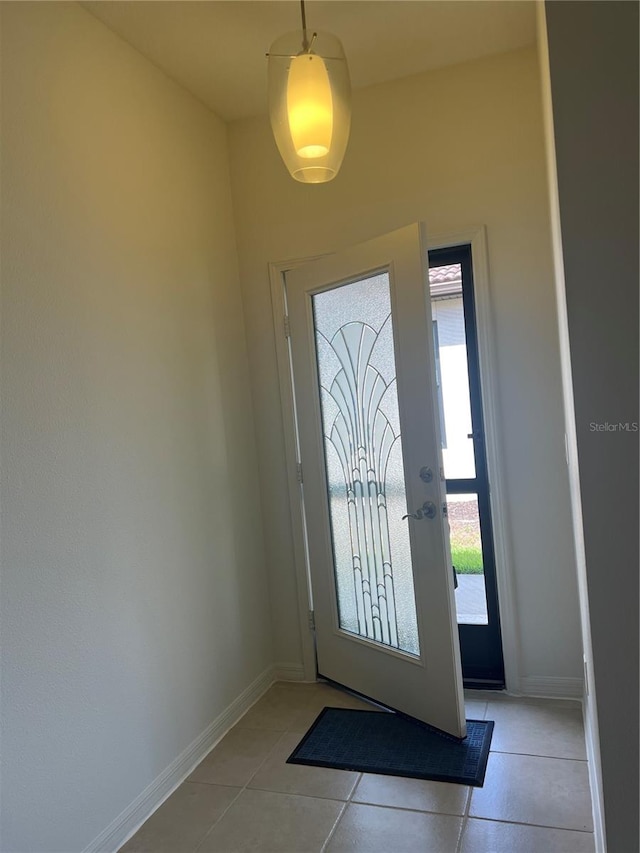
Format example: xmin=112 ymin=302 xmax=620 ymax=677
xmin=312 ymin=273 xmax=419 ymax=655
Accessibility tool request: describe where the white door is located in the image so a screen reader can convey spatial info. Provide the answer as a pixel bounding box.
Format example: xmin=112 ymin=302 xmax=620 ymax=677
xmin=287 ymin=224 xmax=466 ymax=738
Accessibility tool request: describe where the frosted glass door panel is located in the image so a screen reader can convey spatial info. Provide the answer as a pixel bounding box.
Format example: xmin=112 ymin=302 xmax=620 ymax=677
xmin=312 ymin=273 xmax=419 ymax=655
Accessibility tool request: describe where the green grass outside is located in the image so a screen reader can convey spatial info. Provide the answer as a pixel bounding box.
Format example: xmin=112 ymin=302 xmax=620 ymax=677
xmin=451 ymin=546 xmax=484 ymax=575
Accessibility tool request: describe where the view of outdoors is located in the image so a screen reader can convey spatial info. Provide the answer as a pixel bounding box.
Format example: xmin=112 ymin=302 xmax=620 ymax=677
xmin=429 ymin=264 xmax=489 ymax=625
xmin=448 ymin=493 xmax=483 ymax=575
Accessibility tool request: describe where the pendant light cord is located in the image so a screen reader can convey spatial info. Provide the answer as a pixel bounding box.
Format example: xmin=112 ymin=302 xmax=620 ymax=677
xmin=300 ymin=0 xmax=309 ymax=51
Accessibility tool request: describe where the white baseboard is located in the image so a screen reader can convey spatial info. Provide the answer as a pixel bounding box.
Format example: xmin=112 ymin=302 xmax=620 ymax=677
xmin=272 ymin=662 xmax=307 ymax=682
xmin=83 ymin=666 xmax=275 ymax=853
xmin=583 ymin=694 xmax=606 ymax=852
xmin=518 ymin=676 xmax=584 ymax=700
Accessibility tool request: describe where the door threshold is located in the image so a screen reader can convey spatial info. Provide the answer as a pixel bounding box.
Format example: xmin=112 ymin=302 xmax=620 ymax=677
xmin=463 ymin=678 xmax=505 ymax=690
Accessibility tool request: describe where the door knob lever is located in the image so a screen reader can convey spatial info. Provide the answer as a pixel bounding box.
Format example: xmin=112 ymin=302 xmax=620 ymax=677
xmin=402 ymin=500 xmax=437 ymax=521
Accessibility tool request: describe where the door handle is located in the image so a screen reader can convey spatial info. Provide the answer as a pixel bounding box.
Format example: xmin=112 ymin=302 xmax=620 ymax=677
xmin=402 ymin=501 xmax=437 ymax=521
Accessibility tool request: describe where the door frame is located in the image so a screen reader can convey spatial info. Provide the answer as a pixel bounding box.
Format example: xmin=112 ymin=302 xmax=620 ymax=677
xmin=429 ymin=242 xmax=504 ymax=686
xmin=269 ymin=225 xmax=520 ymax=692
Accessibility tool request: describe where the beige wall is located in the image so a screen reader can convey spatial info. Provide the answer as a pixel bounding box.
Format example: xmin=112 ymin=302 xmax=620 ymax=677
xmin=0 ymin=4 xmax=270 ymax=850
xmin=228 ymin=47 xmax=583 ymax=689
xmin=544 ymin=2 xmax=639 ymax=850
xmin=0 ymin=8 xmax=599 ymax=847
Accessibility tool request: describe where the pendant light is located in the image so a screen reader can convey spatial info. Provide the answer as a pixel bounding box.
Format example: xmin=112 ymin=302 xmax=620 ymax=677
xmin=267 ymin=1 xmax=351 ymax=184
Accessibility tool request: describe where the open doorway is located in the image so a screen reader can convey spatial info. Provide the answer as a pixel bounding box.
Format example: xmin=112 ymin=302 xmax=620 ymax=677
xmin=273 ymin=230 xmax=510 ymax=701
xmin=428 ymin=245 xmax=505 ymax=688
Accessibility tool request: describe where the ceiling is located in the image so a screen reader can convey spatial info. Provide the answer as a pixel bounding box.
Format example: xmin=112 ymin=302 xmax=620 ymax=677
xmin=83 ymin=1 xmax=536 ymax=122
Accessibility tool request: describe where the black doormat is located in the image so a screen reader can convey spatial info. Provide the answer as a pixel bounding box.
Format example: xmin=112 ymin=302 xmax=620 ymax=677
xmin=287 ymin=708 xmax=494 ymax=787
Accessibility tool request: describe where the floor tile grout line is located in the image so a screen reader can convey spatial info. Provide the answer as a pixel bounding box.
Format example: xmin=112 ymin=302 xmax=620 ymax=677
xmin=456 ymin=816 xmax=468 ymax=853
xmin=298 ymin=693 xmax=364 ymax=852
xmin=308 ymin=685 xmax=349 ymax=852
xmin=194 ymin=689 xmax=363 ymax=853
xmin=347 ymin=774 xmax=363 ymax=803
xmin=187 ymin=780 xmax=248 ymax=791
xmin=455 ymin=784 xmax=474 ymax=853
xmin=319 ymin=801 xmax=348 ymax=853
xmin=188 ymin=777 xmax=593 ymax=832
xmin=127 ymin=688 xmax=293 ymax=852
xmin=192 ymin=785 xmax=242 ymax=853
xmin=242 ymin=729 xmax=291 ymax=787
xmin=324 ymin=796 xmax=469 ymax=819
xmin=294 ymin=683 xmax=382 ymax=853
xmin=488 ymin=749 xmax=588 ymax=762
xmin=322 ymin=801 xmax=469 ymax=853
xmin=463 ymin=814 xmax=595 ymax=833
xmin=245 ymin=785 xmax=359 ymax=805
xmin=480 ymin=817 xmax=596 ymax=833
xmin=232 ymin=683 xmax=361 ymax=853
xmin=464 ymin=785 xmax=474 ymax=818
xmin=319 ymin=772 xmax=362 ymax=853
xmin=193 ymin=726 xmax=290 ymax=853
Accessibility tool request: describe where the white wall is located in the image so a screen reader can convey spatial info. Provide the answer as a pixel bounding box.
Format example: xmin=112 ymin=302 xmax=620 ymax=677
xmin=0 ymin=4 xmax=271 ymax=851
xmin=228 ymin=47 xmax=583 ymax=691
xmin=543 ymin=3 xmax=639 ymax=850
xmin=536 ymin=6 xmax=606 ymax=846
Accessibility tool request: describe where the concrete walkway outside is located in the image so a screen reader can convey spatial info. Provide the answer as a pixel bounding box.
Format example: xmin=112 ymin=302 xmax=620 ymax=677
xmin=455 ymin=574 xmax=488 ymax=624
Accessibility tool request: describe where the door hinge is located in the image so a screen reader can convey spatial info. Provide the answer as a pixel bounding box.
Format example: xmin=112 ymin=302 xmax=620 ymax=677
xmin=296 ymin=462 xmax=304 ymax=484
xmin=284 ymin=315 xmax=291 ymax=338
xmin=308 ymin=609 xmax=315 ymax=630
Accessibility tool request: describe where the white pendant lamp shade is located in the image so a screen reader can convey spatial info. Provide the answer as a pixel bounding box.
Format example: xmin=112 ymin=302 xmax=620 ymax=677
xmin=287 ymin=53 xmax=333 ymax=159
xmin=268 ymin=30 xmax=351 ymax=183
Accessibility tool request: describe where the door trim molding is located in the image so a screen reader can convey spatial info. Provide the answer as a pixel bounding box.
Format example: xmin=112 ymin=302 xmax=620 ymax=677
xmin=269 ymin=225 xmax=520 ymax=692
xmin=269 ymin=256 xmax=326 ymax=682
xmin=427 ymin=226 xmax=519 ymax=693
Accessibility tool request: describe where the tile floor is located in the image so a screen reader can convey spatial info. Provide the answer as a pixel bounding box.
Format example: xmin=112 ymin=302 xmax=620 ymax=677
xmin=120 ymin=682 xmax=595 ymax=853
